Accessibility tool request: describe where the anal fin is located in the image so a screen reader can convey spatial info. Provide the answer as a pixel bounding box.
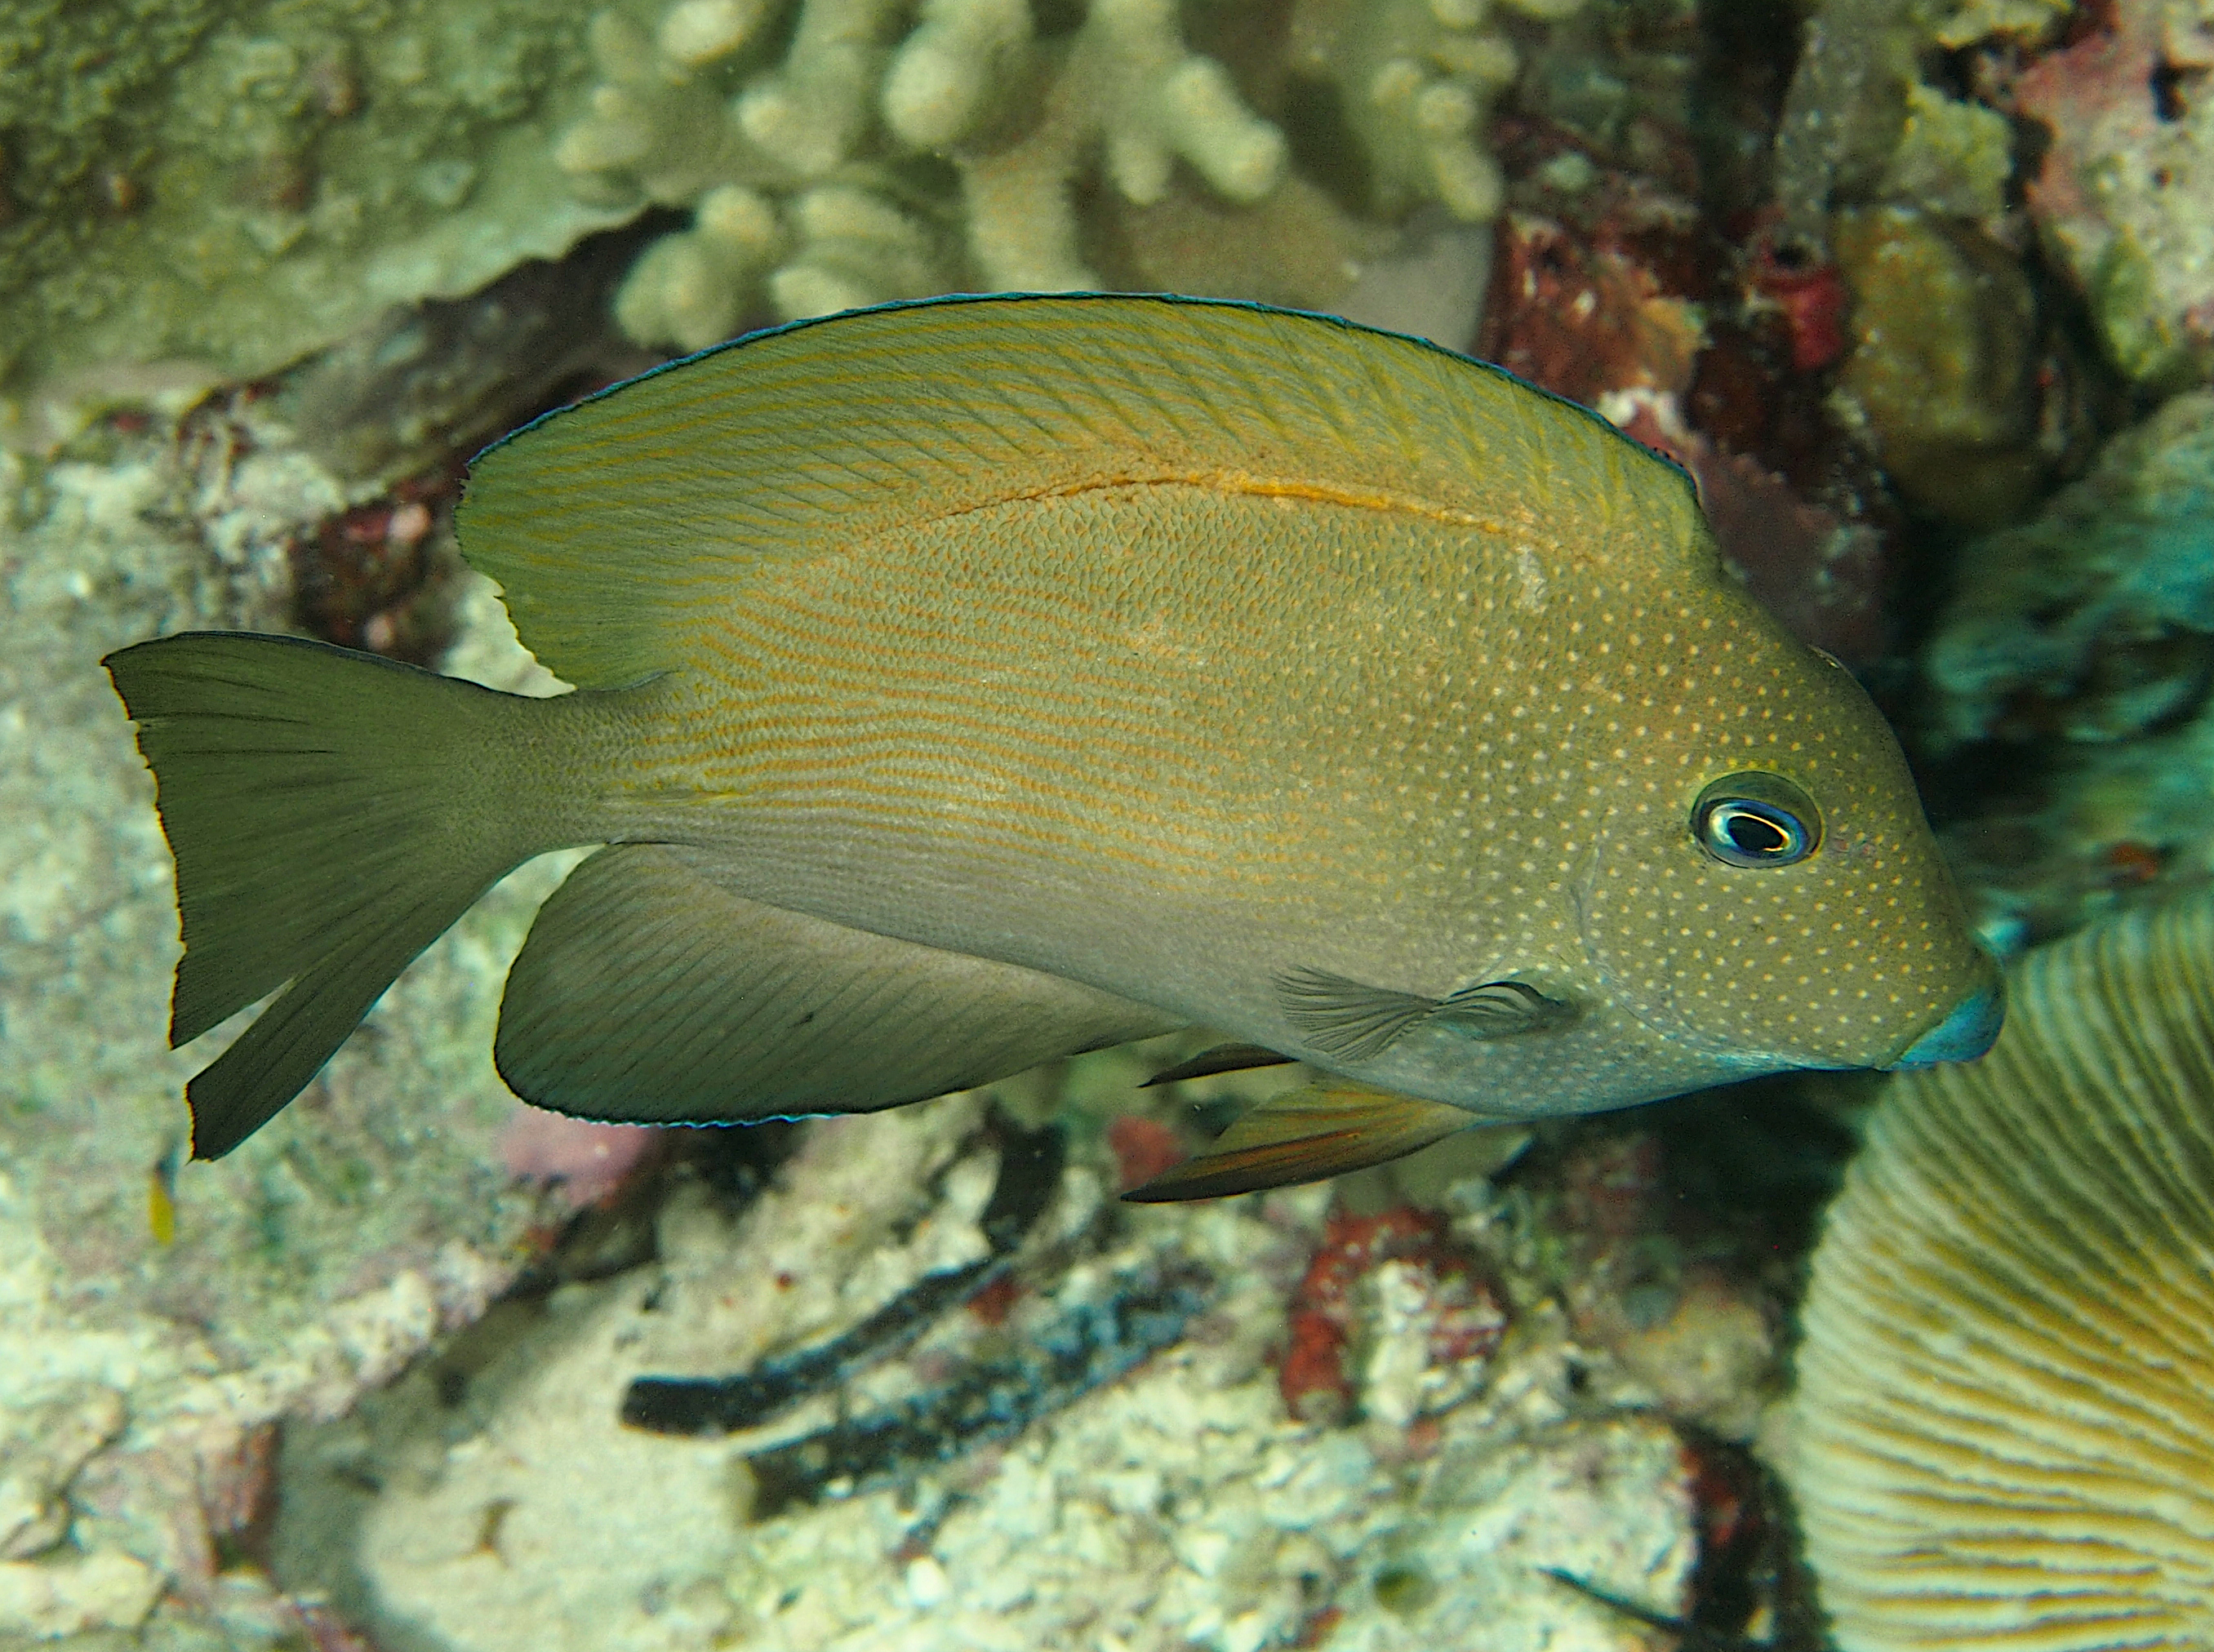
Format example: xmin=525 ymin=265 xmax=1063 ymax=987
xmin=496 ymin=844 xmax=1180 ymax=1124
xmin=1122 ymin=1081 xmax=1476 ymax=1202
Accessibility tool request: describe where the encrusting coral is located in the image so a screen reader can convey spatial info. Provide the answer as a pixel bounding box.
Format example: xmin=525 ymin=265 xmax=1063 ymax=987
xmin=1829 ymin=204 xmax=2049 ymax=528
xmin=1773 ymin=0 xmax=2214 ymax=406
xmin=1769 ymin=0 xmax=2070 ymax=242
xmin=1788 ymin=890 xmax=2214 ymax=1650
xmin=2014 ymin=0 xmax=2214 ymax=390
xmin=0 ymin=0 xmax=630 ymax=439
xmin=0 ymin=0 xmax=1599 ymax=418
xmin=560 ymin=0 xmax=1588 ymax=353
xmin=1763 ymin=2 xmax=2115 ymax=532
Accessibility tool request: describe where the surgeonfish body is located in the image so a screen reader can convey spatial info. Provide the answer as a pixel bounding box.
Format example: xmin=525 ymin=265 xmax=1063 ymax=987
xmin=105 ymin=295 xmax=2003 ymax=1196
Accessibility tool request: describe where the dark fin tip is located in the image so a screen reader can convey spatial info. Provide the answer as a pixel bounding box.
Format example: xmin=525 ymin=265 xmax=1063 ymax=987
xmin=1140 ymin=1042 xmax=1299 ymax=1087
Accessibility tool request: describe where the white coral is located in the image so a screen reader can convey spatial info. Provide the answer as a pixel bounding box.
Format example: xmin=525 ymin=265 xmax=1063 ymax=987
xmin=927 ymin=0 xmax=1288 ymax=289
xmin=1291 ymin=0 xmax=1583 ymax=221
xmin=612 ymin=184 xmax=786 ymax=350
xmin=881 ymin=0 xmax=1032 ymax=151
xmin=1085 ymin=0 xmax=1287 ymax=208
xmin=735 ymin=0 xmax=908 ymax=178
xmin=561 ymin=0 xmax=1576 ymax=341
xmin=769 ymin=180 xmax=947 ymax=318
xmin=659 ymin=0 xmax=779 ymax=67
xmin=554 ymin=11 xmax=748 ymax=207
xmin=561 ymin=0 xmax=1291 ymax=340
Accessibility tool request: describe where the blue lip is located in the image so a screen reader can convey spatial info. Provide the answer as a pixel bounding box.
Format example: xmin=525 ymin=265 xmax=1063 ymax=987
xmin=1888 ymin=976 xmax=2006 ymax=1069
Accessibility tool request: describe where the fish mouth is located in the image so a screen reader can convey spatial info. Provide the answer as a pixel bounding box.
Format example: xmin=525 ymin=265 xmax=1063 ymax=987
xmin=1885 ymin=974 xmax=2007 ymax=1069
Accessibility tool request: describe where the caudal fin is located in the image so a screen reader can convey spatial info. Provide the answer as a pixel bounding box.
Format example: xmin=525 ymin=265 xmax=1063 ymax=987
xmin=104 ymin=632 xmax=567 ymax=1158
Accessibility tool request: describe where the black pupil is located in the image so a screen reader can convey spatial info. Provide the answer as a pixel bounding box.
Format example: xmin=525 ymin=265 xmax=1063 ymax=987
xmin=1723 ymin=810 xmax=1789 ymax=855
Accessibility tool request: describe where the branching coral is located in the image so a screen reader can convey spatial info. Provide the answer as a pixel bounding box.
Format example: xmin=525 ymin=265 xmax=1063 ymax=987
xmin=560 ymin=0 xmax=1597 ymax=352
xmin=558 ymin=0 xmax=1292 ymax=349
xmin=897 ymin=0 xmax=1290 ymax=291
xmin=558 ymin=2 xmax=954 ymax=349
xmin=1289 ymin=0 xmax=1584 ymax=224
xmin=0 ymin=0 xmax=1597 ymax=393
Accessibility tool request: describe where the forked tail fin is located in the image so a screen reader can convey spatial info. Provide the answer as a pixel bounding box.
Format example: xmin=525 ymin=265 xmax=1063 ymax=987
xmin=104 ymin=632 xmax=579 ymax=1158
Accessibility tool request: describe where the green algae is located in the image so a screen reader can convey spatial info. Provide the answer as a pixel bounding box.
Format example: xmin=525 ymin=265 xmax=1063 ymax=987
xmin=1878 ymin=81 xmax=2013 ymax=220
xmin=1769 ymin=0 xmax=2068 ymax=240
xmin=2092 ymin=227 xmax=2210 ymax=392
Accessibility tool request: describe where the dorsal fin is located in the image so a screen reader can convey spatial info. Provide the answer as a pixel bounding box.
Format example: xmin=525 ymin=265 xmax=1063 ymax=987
xmin=457 ymin=294 xmax=1707 ymax=687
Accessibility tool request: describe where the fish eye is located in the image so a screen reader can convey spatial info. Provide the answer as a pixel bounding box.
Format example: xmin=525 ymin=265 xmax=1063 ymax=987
xmin=1692 ymin=772 xmax=1821 ymax=869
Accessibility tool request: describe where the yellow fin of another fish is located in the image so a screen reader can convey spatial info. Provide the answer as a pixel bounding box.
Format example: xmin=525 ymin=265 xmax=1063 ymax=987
xmin=1122 ymin=1081 xmax=1477 ymax=1202
xmin=496 ymin=844 xmax=1181 ymax=1123
xmin=147 ymin=1147 xmax=179 ymax=1246
xmin=459 ymin=294 xmax=1707 ymax=688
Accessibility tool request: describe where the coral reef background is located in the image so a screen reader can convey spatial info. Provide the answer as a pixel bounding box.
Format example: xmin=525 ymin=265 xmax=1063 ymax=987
xmin=4 ymin=0 xmax=2212 ymax=1648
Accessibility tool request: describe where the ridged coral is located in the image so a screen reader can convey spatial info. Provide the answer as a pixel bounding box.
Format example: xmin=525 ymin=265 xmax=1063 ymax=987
xmin=1789 ymin=891 xmax=2214 ymax=1650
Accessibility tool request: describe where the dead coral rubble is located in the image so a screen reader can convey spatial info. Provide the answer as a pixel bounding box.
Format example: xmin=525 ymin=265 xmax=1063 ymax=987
xmin=256 ymin=1050 xmax=1841 ymax=1651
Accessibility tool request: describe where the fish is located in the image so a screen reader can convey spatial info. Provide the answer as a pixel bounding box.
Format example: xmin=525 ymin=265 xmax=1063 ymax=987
xmin=147 ymin=1139 xmax=180 ymax=1246
xmin=104 ymin=294 xmax=2003 ymax=1198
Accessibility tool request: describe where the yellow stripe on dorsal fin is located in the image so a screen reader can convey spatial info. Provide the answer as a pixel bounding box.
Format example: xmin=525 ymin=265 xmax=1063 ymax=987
xmin=457 ymin=295 xmax=1708 ymax=688
xmin=496 ymin=843 xmax=1180 ymax=1124
xmin=1122 ymin=1080 xmax=1477 ymax=1202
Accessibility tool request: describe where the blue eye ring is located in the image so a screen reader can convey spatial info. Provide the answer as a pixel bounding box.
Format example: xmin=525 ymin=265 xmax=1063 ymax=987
xmin=1692 ymin=772 xmax=1821 ymax=868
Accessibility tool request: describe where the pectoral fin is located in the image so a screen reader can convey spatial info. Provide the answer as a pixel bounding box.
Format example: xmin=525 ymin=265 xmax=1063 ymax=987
xmin=496 ymin=844 xmax=1180 ymax=1123
xmin=1121 ymin=1081 xmax=1478 ymax=1202
xmin=1275 ymin=966 xmax=1573 ymax=1061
